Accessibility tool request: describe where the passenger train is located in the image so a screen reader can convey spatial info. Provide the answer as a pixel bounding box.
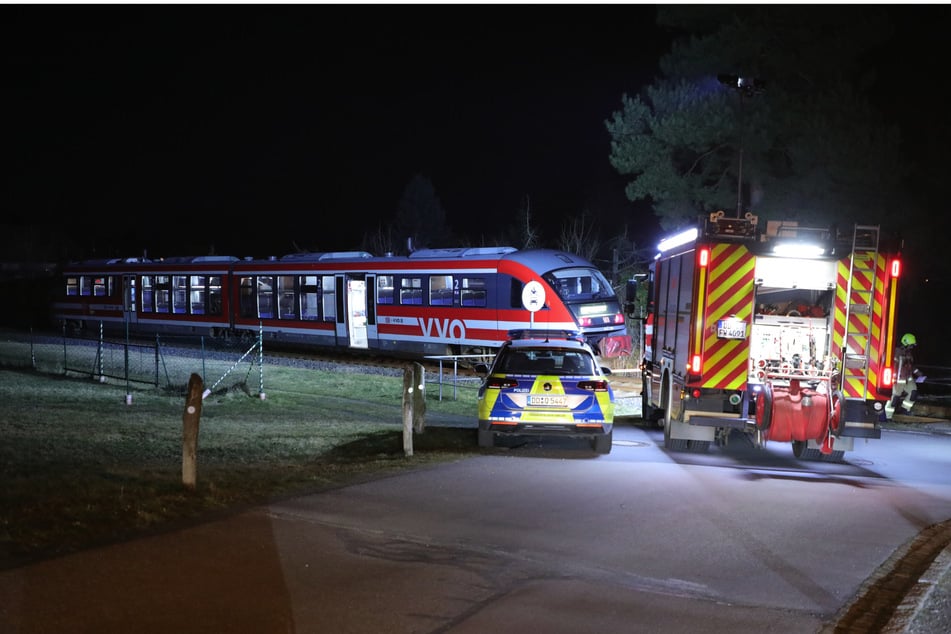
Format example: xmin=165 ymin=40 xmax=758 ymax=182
xmin=51 ymin=246 xmax=633 ymax=359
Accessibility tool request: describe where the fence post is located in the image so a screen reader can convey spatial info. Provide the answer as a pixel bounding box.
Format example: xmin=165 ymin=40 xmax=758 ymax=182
xmin=124 ymin=315 xmax=132 ymax=404
xmin=154 ymin=334 xmax=160 ymax=388
xmin=412 ymin=362 xmax=426 ymax=433
xmin=97 ymin=320 xmax=105 ymax=382
xmin=182 ymin=373 xmax=204 ymax=491
xmin=258 ymin=321 xmax=265 ymax=400
xmin=402 ymin=366 xmax=414 ymax=456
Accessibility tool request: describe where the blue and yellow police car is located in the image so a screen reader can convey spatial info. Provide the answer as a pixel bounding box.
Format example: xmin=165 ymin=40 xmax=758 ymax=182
xmin=476 ymin=330 xmax=615 ymax=454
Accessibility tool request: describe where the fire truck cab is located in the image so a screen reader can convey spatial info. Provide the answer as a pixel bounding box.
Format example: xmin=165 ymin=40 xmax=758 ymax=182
xmin=634 ymin=211 xmax=902 ymax=462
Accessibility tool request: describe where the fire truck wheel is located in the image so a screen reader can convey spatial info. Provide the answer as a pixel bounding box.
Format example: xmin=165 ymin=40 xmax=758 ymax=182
xmin=687 ymin=440 xmax=710 ymax=453
xmin=830 ymin=390 xmax=844 ymax=435
xmin=791 ymin=440 xmax=822 ymax=460
xmin=755 ymin=384 xmax=773 ymax=431
xmin=663 ymin=418 xmax=688 ymax=451
xmin=820 ymin=450 xmax=845 ymax=462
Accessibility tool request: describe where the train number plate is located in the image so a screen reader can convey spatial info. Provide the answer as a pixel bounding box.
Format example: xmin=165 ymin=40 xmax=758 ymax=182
xmin=528 ymin=395 xmax=567 ymax=407
xmin=717 ymin=318 xmax=748 ymax=340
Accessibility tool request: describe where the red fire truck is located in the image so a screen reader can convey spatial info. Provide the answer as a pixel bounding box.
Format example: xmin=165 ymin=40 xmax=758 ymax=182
xmin=632 ymin=211 xmax=902 ymax=461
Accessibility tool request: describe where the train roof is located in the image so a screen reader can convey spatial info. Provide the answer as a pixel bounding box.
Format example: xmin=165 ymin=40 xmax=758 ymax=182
xmin=61 ymin=248 xmax=603 ymax=273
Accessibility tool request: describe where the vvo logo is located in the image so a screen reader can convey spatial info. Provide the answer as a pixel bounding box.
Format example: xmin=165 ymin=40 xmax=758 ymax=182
xmin=419 ymin=318 xmax=466 ymax=340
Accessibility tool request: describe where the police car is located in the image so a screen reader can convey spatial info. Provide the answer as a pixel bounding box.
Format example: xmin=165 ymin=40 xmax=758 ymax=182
xmin=475 ymin=330 xmax=615 ymax=454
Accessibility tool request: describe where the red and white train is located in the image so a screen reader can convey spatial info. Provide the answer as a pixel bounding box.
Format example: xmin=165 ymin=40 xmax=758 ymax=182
xmin=52 ymin=247 xmax=633 ymax=359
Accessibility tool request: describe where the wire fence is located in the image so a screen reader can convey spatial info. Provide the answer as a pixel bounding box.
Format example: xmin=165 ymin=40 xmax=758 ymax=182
xmin=0 ymin=325 xmax=264 ymax=398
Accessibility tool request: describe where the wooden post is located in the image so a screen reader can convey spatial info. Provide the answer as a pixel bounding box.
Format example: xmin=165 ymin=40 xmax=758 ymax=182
xmin=182 ymin=373 xmax=204 ymax=490
xmin=402 ymin=366 xmax=414 ymax=456
xmin=412 ymin=362 xmax=426 ymax=433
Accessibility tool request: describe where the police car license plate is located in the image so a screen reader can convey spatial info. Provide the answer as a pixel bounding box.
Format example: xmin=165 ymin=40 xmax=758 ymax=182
xmin=529 ymin=395 xmax=567 ymax=407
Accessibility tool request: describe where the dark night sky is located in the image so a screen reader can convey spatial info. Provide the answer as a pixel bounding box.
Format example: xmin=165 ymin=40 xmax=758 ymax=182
xmin=2 ymin=4 xmax=948 ymax=263
xmin=2 ymin=4 xmax=671 ymax=260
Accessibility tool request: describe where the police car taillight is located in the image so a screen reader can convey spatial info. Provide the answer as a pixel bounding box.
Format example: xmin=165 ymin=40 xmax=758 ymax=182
xmin=578 ymin=380 xmax=608 ymax=392
xmin=487 ymin=377 xmax=519 ymax=389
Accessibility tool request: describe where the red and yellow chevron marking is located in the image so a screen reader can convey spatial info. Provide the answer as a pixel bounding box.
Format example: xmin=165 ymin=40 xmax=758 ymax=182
xmin=697 ymin=243 xmax=755 ymax=389
xmin=832 ymin=253 xmax=887 ymax=398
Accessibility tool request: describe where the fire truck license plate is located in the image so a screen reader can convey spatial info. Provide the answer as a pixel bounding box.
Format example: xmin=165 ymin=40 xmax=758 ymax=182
xmin=717 ymin=318 xmax=747 ymax=339
xmin=529 ymin=395 xmax=567 ymax=407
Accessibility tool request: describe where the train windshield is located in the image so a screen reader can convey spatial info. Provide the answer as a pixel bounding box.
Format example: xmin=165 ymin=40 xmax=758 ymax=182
xmin=544 ymin=268 xmax=615 ymax=302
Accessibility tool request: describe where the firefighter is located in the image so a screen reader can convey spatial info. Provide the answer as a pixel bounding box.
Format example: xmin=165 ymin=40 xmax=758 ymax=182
xmin=886 ymin=333 xmax=920 ymax=418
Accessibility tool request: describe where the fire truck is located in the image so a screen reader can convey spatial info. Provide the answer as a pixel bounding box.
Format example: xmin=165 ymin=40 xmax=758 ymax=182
xmin=631 ymin=211 xmax=902 ymax=461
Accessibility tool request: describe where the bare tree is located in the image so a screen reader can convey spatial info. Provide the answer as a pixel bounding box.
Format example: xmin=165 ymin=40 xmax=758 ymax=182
xmin=517 ymin=195 xmax=541 ymax=250
xmin=557 ymin=210 xmax=600 ymax=260
xmin=361 ymin=223 xmax=398 ymax=256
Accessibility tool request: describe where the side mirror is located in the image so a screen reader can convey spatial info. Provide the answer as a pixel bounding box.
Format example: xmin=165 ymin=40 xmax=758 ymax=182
xmin=600 ymin=366 xmax=613 ymax=376
xmin=624 ymin=278 xmax=638 ymax=318
xmin=474 ymin=363 xmax=490 ymax=375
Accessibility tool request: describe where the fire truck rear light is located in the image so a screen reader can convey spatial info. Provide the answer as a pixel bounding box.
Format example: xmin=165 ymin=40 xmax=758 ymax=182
xmin=690 ymin=388 xmax=702 ymax=399
xmin=881 ymin=367 xmax=893 ymax=387
xmin=698 ymin=248 xmax=710 ymax=268
xmin=890 ymin=259 xmax=901 ymax=278
xmin=691 ymin=355 xmax=702 ymax=373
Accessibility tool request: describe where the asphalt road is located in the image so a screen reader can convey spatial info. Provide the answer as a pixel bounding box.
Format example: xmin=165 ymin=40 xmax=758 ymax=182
xmin=2 ymin=419 xmax=950 ymax=633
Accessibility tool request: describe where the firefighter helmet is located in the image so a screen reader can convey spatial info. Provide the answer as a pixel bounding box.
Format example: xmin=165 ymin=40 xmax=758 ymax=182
xmin=901 ymin=333 xmax=917 ymax=347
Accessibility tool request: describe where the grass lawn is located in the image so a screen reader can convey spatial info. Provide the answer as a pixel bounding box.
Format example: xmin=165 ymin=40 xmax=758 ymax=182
xmin=0 ymin=363 xmax=481 ymax=569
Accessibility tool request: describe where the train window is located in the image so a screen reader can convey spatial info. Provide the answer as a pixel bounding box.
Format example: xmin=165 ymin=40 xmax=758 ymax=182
xmin=460 ymin=277 xmax=486 ymax=307
xmin=80 ymin=276 xmax=92 ymax=296
xmin=93 ymin=277 xmax=109 ymax=297
xmin=155 ymin=275 xmax=170 ymax=313
xmin=377 ymin=275 xmax=394 ymax=305
xmin=172 ymin=276 xmax=188 ymax=314
xmin=430 ymin=275 xmax=453 ymax=306
xmin=510 ymin=278 xmax=523 ymax=308
xmin=239 ymin=277 xmax=256 ymax=318
xmin=545 ymin=268 xmax=614 ymax=301
xmin=400 ymin=277 xmax=423 ymax=305
xmin=257 ymin=276 xmax=275 ymax=319
xmin=208 ymin=276 xmax=223 ymax=316
xmin=278 ymin=275 xmax=297 ymax=319
xmin=322 ymin=275 xmax=336 ymax=321
xmin=190 ymin=276 xmax=206 ymax=315
xmin=66 ymin=276 xmax=79 ymax=296
xmin=300 ymin=275 xmax=319 ymax=320
xmin=141 ymin=275 xmax=154 ymax=312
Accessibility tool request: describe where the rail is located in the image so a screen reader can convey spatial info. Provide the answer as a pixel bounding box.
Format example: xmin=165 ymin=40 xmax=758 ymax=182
xmin=424 ymin=354 xmax=494 ymax=400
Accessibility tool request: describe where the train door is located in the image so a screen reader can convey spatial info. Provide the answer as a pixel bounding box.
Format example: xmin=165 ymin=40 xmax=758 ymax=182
xmin=347 ymin=276 xmax=368 ymax=349
xmin=122 ymin=275 xmax=137 ymax=325
xmin=332 ymin=273 xmax=372 ymax=349
xmin=364 ymin=274 xmax=378 ymax=346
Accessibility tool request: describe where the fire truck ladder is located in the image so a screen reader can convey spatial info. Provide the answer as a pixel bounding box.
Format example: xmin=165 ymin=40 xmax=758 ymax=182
xmin=840 ymin=224 xmax=881 ymax=406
